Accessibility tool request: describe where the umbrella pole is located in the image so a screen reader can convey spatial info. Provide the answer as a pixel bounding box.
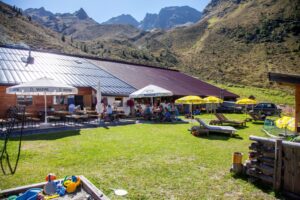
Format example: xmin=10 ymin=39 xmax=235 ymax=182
xmin=191 ymin=103 xmax=193 ymax=127
xmin=44 ymin=93 xmax=47 ymax=124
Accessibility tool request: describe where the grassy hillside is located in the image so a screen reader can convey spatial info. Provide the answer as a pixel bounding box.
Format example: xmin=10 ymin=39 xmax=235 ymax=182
xmin=210 ymin=81 xmax=294 ymax=105
xmin=154 ymin=0 xmax=300 ymax=88
xmin=0 ymin=2 xmax=82 ymax=54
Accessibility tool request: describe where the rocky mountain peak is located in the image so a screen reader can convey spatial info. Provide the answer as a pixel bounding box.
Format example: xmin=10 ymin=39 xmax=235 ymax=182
xmin=102 ymin=14 xmax=139 ymax=27
xmin=25 ymin=6 xmax=54 ymax=17
xmin=74 ymin=8 xmax=89 ymax=20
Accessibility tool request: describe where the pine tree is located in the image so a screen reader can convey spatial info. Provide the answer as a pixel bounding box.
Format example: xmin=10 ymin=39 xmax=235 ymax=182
xmin=83 ymin=44 xmax=88 ymax=53
xmin=61 ymin=34 xmax=65 ymax=42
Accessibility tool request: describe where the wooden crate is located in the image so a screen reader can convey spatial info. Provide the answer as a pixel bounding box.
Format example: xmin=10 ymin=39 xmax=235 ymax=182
xmin=245 ymin=136 xmax=300 ymax=198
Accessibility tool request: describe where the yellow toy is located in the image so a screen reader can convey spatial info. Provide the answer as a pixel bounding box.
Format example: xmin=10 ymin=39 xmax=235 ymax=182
xmin=63 ymin=176 xmax=81 ymax=193
xmin=44 ymin=194 xmax=59 ymax=200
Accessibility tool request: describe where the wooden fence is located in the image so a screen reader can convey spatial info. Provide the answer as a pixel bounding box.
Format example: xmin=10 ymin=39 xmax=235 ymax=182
xmin=245 ymin=136 xmax=300 ymax=198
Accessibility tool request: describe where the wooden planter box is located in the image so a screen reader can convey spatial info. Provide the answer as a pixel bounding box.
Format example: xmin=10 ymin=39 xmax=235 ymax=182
xmin=0 ymin=175 xmax=110 ymax=200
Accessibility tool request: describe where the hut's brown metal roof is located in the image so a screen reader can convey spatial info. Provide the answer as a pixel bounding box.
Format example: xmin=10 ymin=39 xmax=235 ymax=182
xmin=90 ymin=60 xmax=239 ymax=98
xmin=0 ymin=45 xmax=239 ymax=98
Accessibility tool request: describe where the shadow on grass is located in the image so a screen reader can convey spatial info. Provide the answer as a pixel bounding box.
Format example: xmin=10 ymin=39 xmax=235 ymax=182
xmin=2 ymin=130 xmax=81 ymax=141
xmin=234 ymin=126 xmax=249 ymax=130
xmin=137 ymin=120 xmax=188 ymax=125
xmin=231 ymin=173 xmax=284 ymax=199
xmin=252 ymin=121 xmax=265 ymax=125
xmin=193 ymin=132 xmax=243 ymax=141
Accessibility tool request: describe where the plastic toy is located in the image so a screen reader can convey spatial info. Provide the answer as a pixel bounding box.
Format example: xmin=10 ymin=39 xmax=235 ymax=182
xmin=56 ymin=182 xmax=66 ymax=196
xmin=7 ymin=195 xmax=17 ymax=200
xmin=45 ymin=173 xmax=56 ymax=182
xmin=44 ymin=194 xmax=59 ymax=200
xmin=63 ymin=175 xmax=81 ymax=193
xmin=15 ymin=188 xmax=43 ymax=200
xmin=44 ymin=174 xmax=57 ymax=195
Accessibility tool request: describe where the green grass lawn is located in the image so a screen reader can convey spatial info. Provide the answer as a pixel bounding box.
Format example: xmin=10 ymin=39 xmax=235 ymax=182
xmin=0 ymin=114 xmax=277 ymax=199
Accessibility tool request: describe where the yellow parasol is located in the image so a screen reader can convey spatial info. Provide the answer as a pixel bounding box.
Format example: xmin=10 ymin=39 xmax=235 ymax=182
xmin=287 ymin=120 xmax=295 ymax=132
xmin=236 ymin=98 xmax=257 ymax=116
xmin=236 ymin=98 xmax=257 ymax=105
xmin=275 ymin=116 xmax=295 ymax=132
xmin=175 ymin=96 xmax=204 ymax=125
xmin=175 ymin=95 xmax=205 ymax=105
xmin=203 ymin=96 xmax=223 ymax=114
xmin=204 ymin=96 xmax=223 ymax=104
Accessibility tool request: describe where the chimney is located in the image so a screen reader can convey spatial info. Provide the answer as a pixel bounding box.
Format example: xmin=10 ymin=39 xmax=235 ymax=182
xmin=27 ymin=49 xmax=34 ymax=64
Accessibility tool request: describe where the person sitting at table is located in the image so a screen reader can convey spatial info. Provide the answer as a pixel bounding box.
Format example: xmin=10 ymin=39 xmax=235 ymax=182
xmin=144 ymin=104 xmax=152 ymax=120
xmin=158 ymin=105 xmax=164 ymax=121
xmin=163 ymin=107 xmax=172 ymax=122
xmin=75 ymin=105 xmax=81 ymax=113
xmin=100 ymin=103 xmax=107 ymax=119
xmin=168 ymin=102 xmax=175 ymax=112
xmin=160 ymin=100 xmax=167 ymax=109
xmin=193 ymin=107 xmax=201 ymax=115
xmin=68 ymin=103 xmax=75 ymax=113
xmin=174 ymin=106 xmax=180 ymax=121
xmin=136 ymin=104 xmax=143 ymax=117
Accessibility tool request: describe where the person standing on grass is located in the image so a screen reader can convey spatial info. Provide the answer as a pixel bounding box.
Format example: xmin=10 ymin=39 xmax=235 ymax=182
xmin=106 ymin=104 xmax=113 ymax=121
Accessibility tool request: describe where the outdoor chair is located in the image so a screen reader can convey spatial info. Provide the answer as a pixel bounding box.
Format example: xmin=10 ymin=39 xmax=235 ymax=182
xmin=80 ymin=114 xmax=89 ymax=124
xmin=66 ymin=115 xmax=84 ymax=126
xmin=48 ymin=116 xmax=61 ymax=126
xmin=0 ymin=118 xmax=7 ymax=130
xmin=6 ymin=118 xmax=20 ymax=129
xmin=210 ymin=113 xmax=246 ymax=127
xmin=194 ymin=118 xmax=237 ymax=137
xmin=87 ymin=114 xmax=100 ymax=124
xmin=247 ymin=112 xmax=266 ymax=122
xmin=26 ymin=116 xmax=41 ymax=128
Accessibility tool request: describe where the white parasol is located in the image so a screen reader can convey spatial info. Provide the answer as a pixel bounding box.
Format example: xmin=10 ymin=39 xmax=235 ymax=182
xmin=129 ymin=84 xmax=172 ymax=105
xmin=6 ymin=77 xmax=78 ymax=125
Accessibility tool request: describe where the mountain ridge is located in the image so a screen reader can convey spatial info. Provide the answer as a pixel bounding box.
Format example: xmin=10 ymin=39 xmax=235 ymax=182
xmin=103 ymin=6 xmax=202 ymax=30
xmin=102 ymin=14 xmax=139 ymax=27
xmin=25 ymin=5 xmax=202 ymax=31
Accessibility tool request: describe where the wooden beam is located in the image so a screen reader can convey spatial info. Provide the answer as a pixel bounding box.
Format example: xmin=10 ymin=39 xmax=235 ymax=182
xmin=273 ymin=139 xmax=283 ymax=191
xmin=295 ymin=85 xmax=300 ymax=133
xmin=269 ymin=72 xmax=300 ymax=85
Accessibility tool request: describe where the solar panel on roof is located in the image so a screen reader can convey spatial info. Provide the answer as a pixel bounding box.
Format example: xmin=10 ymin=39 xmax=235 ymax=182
xmin=0 ymin=47 xmax=136 ymax=96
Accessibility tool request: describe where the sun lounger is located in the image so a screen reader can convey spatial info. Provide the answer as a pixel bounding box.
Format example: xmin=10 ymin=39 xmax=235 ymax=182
xmin=195 ymin=118 xmax=237 ymax=136
xmin=248 ymin=112 xmax=266 ymax=122
xmin=210 ymin=113 xmax=246 ymax=127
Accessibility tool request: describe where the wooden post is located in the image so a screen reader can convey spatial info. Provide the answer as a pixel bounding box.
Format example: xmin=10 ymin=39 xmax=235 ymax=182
xmin=273 ymin=139 xmax=283 ymax=191
xmin=295 ymin=85 xmax=300 ymax=134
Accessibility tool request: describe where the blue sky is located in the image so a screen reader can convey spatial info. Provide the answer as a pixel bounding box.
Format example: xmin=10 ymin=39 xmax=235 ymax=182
xmin=2 ymin=0 xmax=210 ymax=23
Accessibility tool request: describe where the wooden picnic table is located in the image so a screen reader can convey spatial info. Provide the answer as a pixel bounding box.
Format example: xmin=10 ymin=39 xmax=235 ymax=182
xmin=54 ymin=111 xmax=70 ymax=116
xmin=75 ymin=110 xmax=97 ymax=115
xmin=17 ymin=112 xmax=34 ymax=117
